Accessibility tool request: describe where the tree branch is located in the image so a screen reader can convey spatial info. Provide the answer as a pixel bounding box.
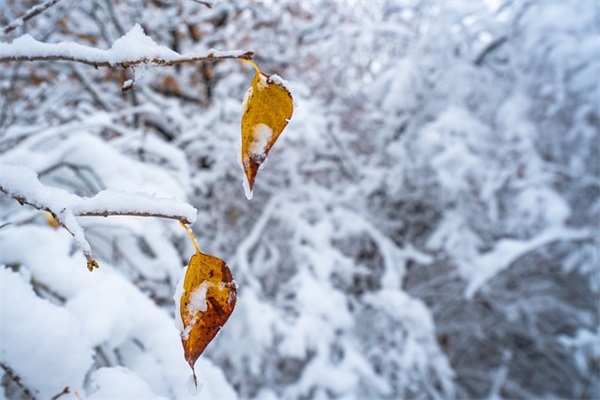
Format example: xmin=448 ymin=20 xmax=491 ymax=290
xmin=0 ymin=50 xmax=255 ymax=68
xmin=1 ymin=0 xmax=63 ymax=36
xmin=0 ymin=164 xmax=197 ymax=271
xmin=0 ymin=362 xmax=35 ymax=400
xmin=0 ymin=186 xmax=197 ymax=223
xmin=0 ymin=24 xmax=253 ymax=67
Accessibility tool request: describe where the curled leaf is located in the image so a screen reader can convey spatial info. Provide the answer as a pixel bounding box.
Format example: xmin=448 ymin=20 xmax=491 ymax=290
xmin=177 ymin=223 xmax=237 ymax=384
xmin=241 ymin=60 xmax=294 ymax=199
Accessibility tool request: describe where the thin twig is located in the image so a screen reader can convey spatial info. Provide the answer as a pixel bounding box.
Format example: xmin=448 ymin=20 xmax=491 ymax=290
xmin=474 ymin=36 xmax=507 ymax=66
xmin=0 ymin=51 xmax=255 ymax=68
xmin=1 ymin=0 xmax=63 ymax=35
xmin=76 ymin=209 xmax=193 ymax=222
xmin=191 ymin=0 xmax=215 ymax=8
xmin=50 ymin=386 xmax=71 ymax=400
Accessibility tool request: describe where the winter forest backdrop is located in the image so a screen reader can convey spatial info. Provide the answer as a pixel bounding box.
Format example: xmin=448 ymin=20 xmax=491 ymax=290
xmin=0 ymin=0 xmax=598 ymax=399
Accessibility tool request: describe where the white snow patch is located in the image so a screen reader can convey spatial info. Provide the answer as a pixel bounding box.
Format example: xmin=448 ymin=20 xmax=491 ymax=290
xmin=122 ymin=79 xmax=134 ymax=91
xmin=175 ymin=277 xmax=211 ymax=340
xmin=195 ymin=358 xmax=239 ymax=399
xmin=241 ymin=85 xmax=253 ymax=113
xmin=250 ymin=123 xmax=274 ymax=160
xmin=0 ymin=269 xmax=94 ymax=399
xmin=187 ymin=281 xmax=210 ymax=314
xmin=268 ymin=74 xmax=297 ymax=109
xmin=268 ymin=74 xmax=293 ymax=94
xmin=173 ymin=266 xmax=187 ymax=333
xmin=256 ymin=73 xmax=268 ymax=90
xmin=88 ymin=367 xmax=165 ymax=399
xmin=109 ymin=24 xmax=179 ymax=63
xmin=236 ymin=129 xmax=254 ymax=200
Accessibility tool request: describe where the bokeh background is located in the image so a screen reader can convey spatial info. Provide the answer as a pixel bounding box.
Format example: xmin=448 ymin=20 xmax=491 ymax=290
xmin=1 ymin=0 xmax=598 ymax=399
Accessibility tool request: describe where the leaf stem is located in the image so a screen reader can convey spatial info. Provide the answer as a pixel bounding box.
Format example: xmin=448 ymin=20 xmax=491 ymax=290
xmin=180 ymin=221 xmax=201 ymax=255
xmin=242 ymin=59 xmax=261 ymax=75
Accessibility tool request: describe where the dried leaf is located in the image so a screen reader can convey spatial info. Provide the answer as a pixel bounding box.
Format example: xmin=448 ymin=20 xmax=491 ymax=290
xmin=241 ymin=60 xmax=294 ymax=199
xmin=45 ymin=212 xmax=59 ymax=228
xmin=178 ymin=223 xmax=237 ymax=383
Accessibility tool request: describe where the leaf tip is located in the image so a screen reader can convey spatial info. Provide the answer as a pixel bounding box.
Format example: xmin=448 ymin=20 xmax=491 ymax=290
xmin=242 ymin=172 xmax=254 ymax=200
xmin=186 ymin=370 xmax=200 ymax=395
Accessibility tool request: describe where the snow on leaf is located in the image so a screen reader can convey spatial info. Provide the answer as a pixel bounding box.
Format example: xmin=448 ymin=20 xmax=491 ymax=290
xmin=177 ymin=223 xmax=237 ymax=385
xmin=240 ymin=60 xmax=294 ymax=199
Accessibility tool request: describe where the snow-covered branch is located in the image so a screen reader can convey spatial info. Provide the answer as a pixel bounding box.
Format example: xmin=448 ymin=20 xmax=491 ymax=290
xmin=0 ymin=164 xmax=197 ymax=271
xmin=0 ymin=24 xmax=253 ymax=68
xmin=1 ymin=0 xmax=63 ymax=36
xmin=464 ymin=227 xmax=593 ymax=298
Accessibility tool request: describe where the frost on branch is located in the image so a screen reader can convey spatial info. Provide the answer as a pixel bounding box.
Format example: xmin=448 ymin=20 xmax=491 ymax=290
xmin=0 ymin=164 xmax=197 ymax=270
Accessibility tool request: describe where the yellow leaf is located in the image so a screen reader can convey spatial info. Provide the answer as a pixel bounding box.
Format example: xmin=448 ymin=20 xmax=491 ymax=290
xmin=45 ymin=211 xmax=59 ymax=228
xmin=241 ymin=60 xmax=294 ymax=199
xmin=178 ymin=223 xmax=237 ymax=384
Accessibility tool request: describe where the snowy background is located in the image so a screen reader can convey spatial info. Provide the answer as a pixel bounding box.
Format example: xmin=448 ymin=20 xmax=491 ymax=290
xmin=1 ymin=0 xmax=599 ymax=399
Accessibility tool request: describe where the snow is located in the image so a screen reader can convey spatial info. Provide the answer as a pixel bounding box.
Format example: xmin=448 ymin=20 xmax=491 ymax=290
xmin=0 ymin=164 xmax=196 ymax=222
xmin=256 ymin=73 xmax=268 ymax=90
xmin=1 ymin=1 xmax=598 ymax=399
xmin=0 ymin=226 xmax=237 ymax=398
xmin=0 ymin=24 xmax=248 ymax=66
xmin=109 ymin=24 xmax=179 ymax=63
xmin=88 ymin=367 xmax=165 ymax=399
xmin=559 ymin=328 xmax=600 ymax=373
xmin=173 ymin=266 xmax=187 ymax=334
xmin=0 ymin=268 xmax=93 ymax=399
xmin=187 ymin=281 xmax=210 ymax=314
xmin=250 ymin=123 xmax=273 ymax=162
xmin=174 ymin=272 xmax=211 ymax=341
xmin=241 ymin=86 xmax=253 ymax=116
xmin=267 ymin=74 xmax=293 ymax=95
xmin=122 ymin=79 xmax=134 ymax=90
xmin=0 ymin=33 xmax=105 ymax=61
xmin=463 ymin=227 xmax=592 ymax=298
xmin=178 ymin=280 xmax=211 ymax=340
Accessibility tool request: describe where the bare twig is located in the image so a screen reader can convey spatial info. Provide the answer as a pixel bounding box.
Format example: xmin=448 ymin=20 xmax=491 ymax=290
xmin=76 ymin=209 xmax=194 ymax=221
xmin=0 ymin=51 xmax=255 ymax=68
xmin=50 ymin=386 xmax=71 ymax=400
xmin=1 ymin=0 xmax=63 ymax=35
xmin=474 ymin=36 xmax=507 ymax=66
xmin=192 ymin=0 xmax=216 ymax=8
